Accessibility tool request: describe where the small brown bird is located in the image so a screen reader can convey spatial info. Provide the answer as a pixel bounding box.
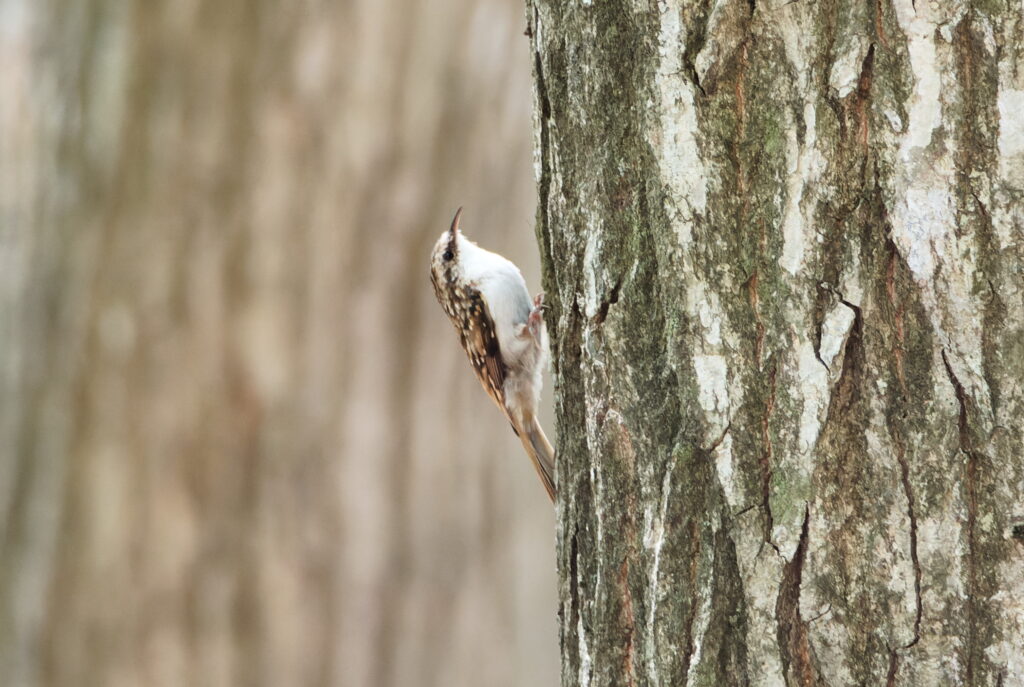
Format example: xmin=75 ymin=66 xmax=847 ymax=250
xmin=429 ymin=208 xmax=556 ymax=501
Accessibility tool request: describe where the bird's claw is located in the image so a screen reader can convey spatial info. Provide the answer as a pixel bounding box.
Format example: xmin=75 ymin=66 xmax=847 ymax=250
xmin=526 ymin=292 xmax=545 ymax=336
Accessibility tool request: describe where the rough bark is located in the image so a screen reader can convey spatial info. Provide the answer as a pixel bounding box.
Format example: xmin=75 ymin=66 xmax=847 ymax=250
xmin=528 ymin=0 xmax=1024 ymax=684
xmin=0 ymin=1 xmax=556 ymax=686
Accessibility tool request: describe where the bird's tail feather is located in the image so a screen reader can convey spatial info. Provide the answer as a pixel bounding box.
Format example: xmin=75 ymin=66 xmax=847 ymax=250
xmin=519 ymin=415 xmax=556 ymax=502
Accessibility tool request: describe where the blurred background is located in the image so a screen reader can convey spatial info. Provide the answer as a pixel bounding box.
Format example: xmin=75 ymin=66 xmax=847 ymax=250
xmin=0 ymin=1 xmax=557 ymax=686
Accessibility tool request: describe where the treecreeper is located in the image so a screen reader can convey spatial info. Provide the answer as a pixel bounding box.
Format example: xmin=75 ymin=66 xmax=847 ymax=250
xmin=429 ymin=208 xmax=556 ymax=501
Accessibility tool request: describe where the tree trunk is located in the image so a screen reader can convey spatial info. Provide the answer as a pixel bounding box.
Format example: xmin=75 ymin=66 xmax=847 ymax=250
xmin=528 ymin=0 xmax=1024 ymax=684
xmin=0 ymin=1 xmax=556 ymax=686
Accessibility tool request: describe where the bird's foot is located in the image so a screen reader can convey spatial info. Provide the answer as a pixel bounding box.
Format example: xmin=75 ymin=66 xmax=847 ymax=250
xmin=527 ymin=293 xmax=545 ymax=336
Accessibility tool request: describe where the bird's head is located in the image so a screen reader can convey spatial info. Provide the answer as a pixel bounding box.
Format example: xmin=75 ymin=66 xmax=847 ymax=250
xmin=430 ymin=207 xmax=466 ymax=291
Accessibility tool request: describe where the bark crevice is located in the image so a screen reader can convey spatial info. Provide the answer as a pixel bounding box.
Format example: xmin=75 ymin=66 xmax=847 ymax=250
xmin=759 ymin=362 xmax=777 ymax=549
xmin=894 ymin=433 xmax=923 ymax=651
xmin=592 ymin=277 xmax=623 ymax=327
xmin=530 ymin=3 xmax=555 ymax=303
xmin=774 ymin=507 xmax=821 ymax=687
xmin=941 ymin=348 xmax=981 ymax=683
xmin=679 ymin=518 xmax=703 ymax=686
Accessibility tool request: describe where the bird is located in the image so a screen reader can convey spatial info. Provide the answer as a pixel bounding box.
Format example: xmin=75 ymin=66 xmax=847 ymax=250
xmin=429 ymin=207 xmax=556 ymax=501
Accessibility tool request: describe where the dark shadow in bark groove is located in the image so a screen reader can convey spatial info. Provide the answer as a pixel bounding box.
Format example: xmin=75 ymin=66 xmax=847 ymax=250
xmin=760 ymin=363 xmax=778 ymax=549
xmin=941 ymin=348 xmax=982 ymax=685
xmin=774 ymin=507 xmax=822 ymax=686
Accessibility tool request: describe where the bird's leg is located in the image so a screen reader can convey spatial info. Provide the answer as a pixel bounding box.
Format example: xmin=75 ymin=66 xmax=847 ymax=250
xmin=517 ymin=293 xmax=546 ymax=340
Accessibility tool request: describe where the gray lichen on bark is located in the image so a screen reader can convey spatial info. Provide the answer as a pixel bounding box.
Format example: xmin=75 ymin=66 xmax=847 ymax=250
xmin=528 ymin=0 xmax=1024 ymax=684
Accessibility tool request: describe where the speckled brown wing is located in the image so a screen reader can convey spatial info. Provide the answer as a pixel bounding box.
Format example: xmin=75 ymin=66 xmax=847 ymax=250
xmin=433 ymin=278 xmax=511 ymax=426
xmin=460 ymin=288 xmax=509 ymax=419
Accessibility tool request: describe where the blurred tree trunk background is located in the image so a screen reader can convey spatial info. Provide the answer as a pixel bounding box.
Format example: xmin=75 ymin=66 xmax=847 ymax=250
xmin=0 ymin=1 xmax=556 ymax=686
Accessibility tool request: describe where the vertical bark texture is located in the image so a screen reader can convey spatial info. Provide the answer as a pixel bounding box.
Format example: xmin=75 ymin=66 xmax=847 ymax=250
xmin=0 ymin=1 xmax=556 ymax=686
xmin=529 ymin=0 xmax=1024 ymax=684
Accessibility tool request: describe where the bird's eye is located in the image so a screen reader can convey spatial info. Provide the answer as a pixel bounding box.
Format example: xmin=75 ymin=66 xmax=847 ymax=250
xmin=443 ymin=250 xmax=454 ymax=261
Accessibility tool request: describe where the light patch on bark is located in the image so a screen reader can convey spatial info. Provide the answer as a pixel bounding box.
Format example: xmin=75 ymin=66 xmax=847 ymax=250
xmin=888 ymin=2 xmax=992 ymax=416
xmin=771 ymin=339 xmax=822 ymax=559
xmin=651 ymin=0 xmax=748 ymax=539
xmin=694 ymin=354 xmax=730 ymax=421
xmin=803 ymin=507 xmax=856 ymax=687
xmin=918 ymin=502 xmax=967 ymax=598
xmin=828 ymin=36 xmax=870 ymax=99
xmin=685 ymin=279 xmax=740 ymax=506
xmin=883 ymin=108 xmax=904 ymax=133
xmin=893 ymin=0 xmax=948 ymax=160
xmin=987 ymin=556 xmax=1024 ymax=684
xmin=713 ymin=432 xmax=737 ymax=508
xmin=693 ymin=0 xmax=737 ymax=81
xmin=817 ymin=301 xmax=856 ymax=371
xmin=577 ymin=614 xmax=592 ymax=687
xmin=996 ymin=89 xmax=1024 ymax=157
xmin=686 ymin=281 xmax=741 ymax=461
xmin=794 ymin=339 xmax=830 ymax=463
xmin=583 ymin=399 xmax=610 ymax=595
xmin=988 ymin=48 xmax=1024 ymax=684
xmin=780 ymin=102 xmax=825 ymax=276
xmin=889 ymin=0 xmax=956 ymax=283
xmin=868 ymin=399 xmax=918 ymax=643
xmin=693 ymin=287 xmax=726 ymax=346
xmin=642 ymin=464 xmax=673 ymax=687
xmin=907 ymin=496 xmax=970 ymax=685
xmin=892 ymin=187 xmax=955 ymax=282
xmin=582 ymin=227 xmax=602 ymax=318
xmin=732 ymin=523 xmax=787 ymax=686
xmin=805 ymin=595 xmax=855 ymax=687
xmin=652 ymin=0 xmax=707 ymax=238
xmin=997 ymin=88 xmax=1024 ymax=182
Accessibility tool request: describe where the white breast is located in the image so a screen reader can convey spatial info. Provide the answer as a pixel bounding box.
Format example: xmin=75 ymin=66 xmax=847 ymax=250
xmin=458 ymin=239 xmax=533 ymax=366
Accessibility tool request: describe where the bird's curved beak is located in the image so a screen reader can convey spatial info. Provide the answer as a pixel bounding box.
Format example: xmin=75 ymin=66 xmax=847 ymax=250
xmin=449 ymin=207 xmax=463 ymax=236
xmin=447 ymin=206 xmax=462 ymax=256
